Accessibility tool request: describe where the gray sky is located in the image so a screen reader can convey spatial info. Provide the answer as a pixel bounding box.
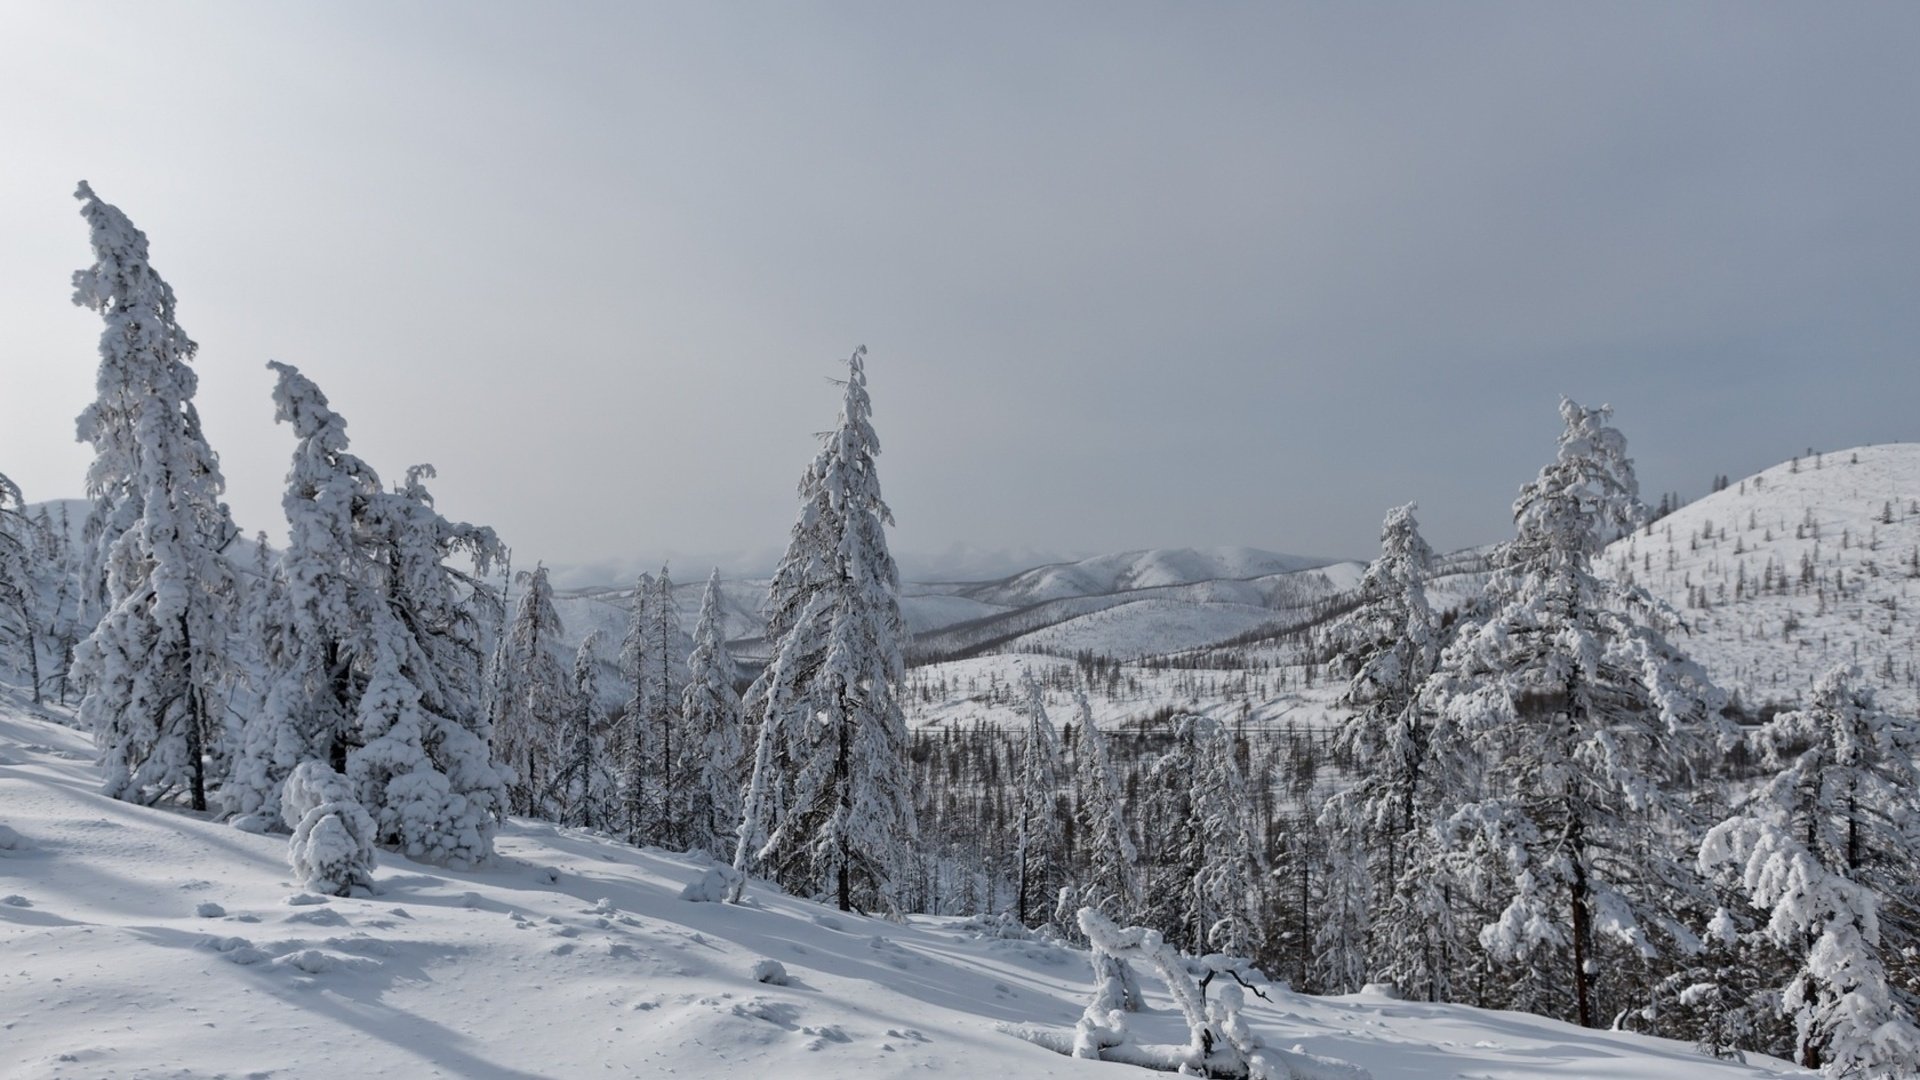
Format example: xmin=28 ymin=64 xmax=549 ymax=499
xmin=3 ymin=3 xmax=1918 ymax=582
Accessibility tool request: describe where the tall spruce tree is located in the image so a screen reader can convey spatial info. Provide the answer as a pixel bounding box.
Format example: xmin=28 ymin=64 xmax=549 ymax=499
xmin=1322 ymin=502 xmax=1453 ymax=995
xmin=69 ymin=181 xmax=241 ymax=811
xmin=733 ymin=347 xmax=918 ymax=914
xmin=619 ymin=572 xmax=657 ymax=842
xmin=1426 ymin=399 xmax=1728 ymax=1027
xmin=649 ymin=565 xmax=685 ymax=843
xmin=492 ymin=565 xmax=571 ymax=816
xmin=681 ymin=569 xmax=744 ymax=857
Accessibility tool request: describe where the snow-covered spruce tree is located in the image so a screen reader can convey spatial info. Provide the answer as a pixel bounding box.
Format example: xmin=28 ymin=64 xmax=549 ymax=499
xmin=1191 ymin=716 xmax=1268 ymax=960
xmin=547 ymin=630 xmax=607 ymax=829
xmin=680 ymin=568 xmax=744 ymax=857
xmin=1324 ymin=503 xmax=1439 ymax=870
xmin=1425 ymin=399 xmax=1729 ymax=1028
xmin=733 ymin=347 xmax=918 ymax=915
xmin=1319 ymin=502 xmax=1442 ymax=993
xmin=1069 ymin=688 xmax=1143 ymax=923
xmin=648 ymin=565 xmax=686 ymax=844
xmin=69 ymin=182 xmax=242 ymax=811
xmin=491 ymin=565 xmax=571 ymax=816
xmin=1013 ymin=672 xmax=1066 ymax=927
xmin=619 ymin=572 xmax=657 ymax=843
xmin=236 ymin=362 xmax=507 ymax=864
xmin=0 ymin=471 xmax=43 ymax=702
xmin=227 ymin=361 xmax=384 ymax=824
xmin=349 ymin=462 xmax=508 ymax=865
xmin=1146 ymin=714 xmax=1267 ymax=957
xmin=1700 ymin=665 xmax=1920 ymax=1076
xmin=282 ymin=759 xmax=378 ymax=896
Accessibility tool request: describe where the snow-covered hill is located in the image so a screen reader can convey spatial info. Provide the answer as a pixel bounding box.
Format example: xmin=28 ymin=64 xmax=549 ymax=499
xmin=0 ymin=693 xmax=1807 ymax=1080
xmin=961 ymin=546 xmax=1338 ymax=608
xmin=1601 ymin=443 xmax=1920 ymax=714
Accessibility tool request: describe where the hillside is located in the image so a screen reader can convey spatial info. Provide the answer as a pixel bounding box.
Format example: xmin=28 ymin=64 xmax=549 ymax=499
xmin=0 ymin=692 xmax=1806 ymax=1080
xmin=1601 ymin=443 xmax=1920 ymax=714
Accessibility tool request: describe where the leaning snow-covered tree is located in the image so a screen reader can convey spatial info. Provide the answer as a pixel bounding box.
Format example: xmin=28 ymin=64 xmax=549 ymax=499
xmin=232 ymin=362 xmax=507 ymax=865
xmin=491 ymin=564 xmax=571 ymax=816
xmin=1700 ymin=665 xmax=1920 ymax=1076
xmin=680 ymin=568 xmax=744 ymax=858
xmin=733 ymin=347 xmax=918 ymax=914
xmin=68 ymin=181 xmax=242 ymax=811
xmin=1424 ymin=399 xmax=1731 ymax=1028
xmin=227 ymin=361 xmax=384 ymax=824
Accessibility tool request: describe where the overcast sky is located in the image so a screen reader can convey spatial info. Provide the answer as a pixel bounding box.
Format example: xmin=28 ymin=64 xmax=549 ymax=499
xmin=3 ymin=3 xmax=1917 ymax=582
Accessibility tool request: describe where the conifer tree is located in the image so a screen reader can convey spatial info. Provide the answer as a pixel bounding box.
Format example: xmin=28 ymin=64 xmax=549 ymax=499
xmin=350 ymin=462 xmax=507 ymax=865
xmin=1186 ymin=715 xmax=1266 ymax=958
xmin=69 ymin=182 xmax=241 ymax=811
xmin=1426 ymin=399 xmax=1728 ymax=1027
xmin=734 ymin=347 xmax=918 ymax=914
xmin=548 ymin=630 xmax=607 ymax=829
xmin=650 ymin=565 xmax=684 ymax=842
xmin=1321 ymin=502 xmax=1458 ymax=995
xmin=1701 ymin=666 xmax=1920 ymax=1076
xmin=681 ymin=569 xmax=744 ymax=857
xmin=228 ymin=361 xmax=384 ymax=823
xmin=492 ymin=565 xmax=571 ymax=815
xmin=1013 ymin=672 xmax=1065 ymax=927
xmin=619 ymin=572 xmax=657 ymax=842
xmin=233 ymin=362 xmax=507 ymax=864
xmin=1069 ymin=688 xmax=1141 ymax=923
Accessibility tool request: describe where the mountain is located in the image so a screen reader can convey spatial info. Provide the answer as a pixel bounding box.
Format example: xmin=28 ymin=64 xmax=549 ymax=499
xmin=0 ymin=692 xmax=1803 ymax=1080
xmin=958 ymin=546 xmax=1340 ymax=608
xmin=1600 ymin=442 xmax=1920 ymax=714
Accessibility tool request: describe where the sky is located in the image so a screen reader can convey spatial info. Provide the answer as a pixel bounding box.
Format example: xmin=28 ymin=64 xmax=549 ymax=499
xmin=3 ymin=3 xmax=1918 ymax=584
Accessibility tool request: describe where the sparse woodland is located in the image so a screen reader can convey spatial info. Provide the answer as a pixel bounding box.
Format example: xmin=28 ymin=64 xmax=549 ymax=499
xmin=8 ymin=185 xmax=1920 ymax=1077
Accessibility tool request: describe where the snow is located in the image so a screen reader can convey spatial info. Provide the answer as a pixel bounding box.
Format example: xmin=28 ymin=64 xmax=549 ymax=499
xmin=972 ymin=547 xmax=1339 ymax=606
xmin=0 ymin=691 xmax=1809 ymax=1079
xmin=1600 ymin=443 xmax=1920 ymax=713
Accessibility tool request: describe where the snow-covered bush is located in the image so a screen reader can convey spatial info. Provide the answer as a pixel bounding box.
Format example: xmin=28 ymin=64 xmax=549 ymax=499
xmin=282 ymin=760 xmax=377 ymax=896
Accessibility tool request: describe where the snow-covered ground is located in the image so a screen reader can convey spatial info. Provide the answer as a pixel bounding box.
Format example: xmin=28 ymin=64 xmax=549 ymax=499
xmin=0 ymin=693 xmax=1808 ymax=1080
xmin=1601 ymin=442 xmax=1920 ymax=713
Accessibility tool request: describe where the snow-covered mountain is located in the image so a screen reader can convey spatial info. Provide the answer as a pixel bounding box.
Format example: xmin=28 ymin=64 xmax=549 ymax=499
xmin=1601 ymin=443 xmax=1920 ymax=714
xmin=0 ymin=692 xmax=1806 ymax=1080
xmin=959 ymin=546 xmax=1339 ymax=607
xmin=541 ymin=546 xmax=1357 ymax=667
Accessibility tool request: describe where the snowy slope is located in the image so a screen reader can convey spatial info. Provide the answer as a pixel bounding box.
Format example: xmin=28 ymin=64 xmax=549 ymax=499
xmin=0 ymin=694 xmax=1806 ymax=1080
xmin=1000 ymin=597 xmax=1284 ymax=658
xmin=1600 ymin=443 xmax=1920 ymax=713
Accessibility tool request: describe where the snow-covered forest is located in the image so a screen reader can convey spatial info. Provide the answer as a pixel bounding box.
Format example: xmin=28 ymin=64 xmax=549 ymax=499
xmin=6 ymin=184 xmax=1920 ymax=1080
